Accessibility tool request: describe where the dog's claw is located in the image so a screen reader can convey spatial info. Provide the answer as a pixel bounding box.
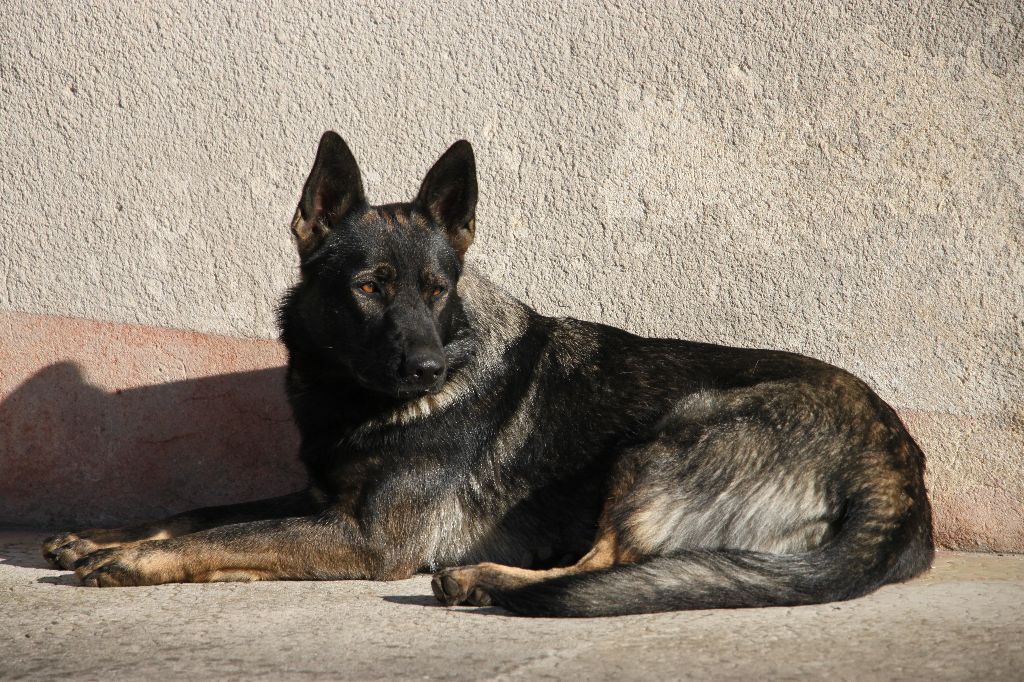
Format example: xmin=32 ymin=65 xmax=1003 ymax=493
xmin=42 ymin=533 xmax=77 ymax=567
xmin=45 ymin=542 xmax=95 ymax=570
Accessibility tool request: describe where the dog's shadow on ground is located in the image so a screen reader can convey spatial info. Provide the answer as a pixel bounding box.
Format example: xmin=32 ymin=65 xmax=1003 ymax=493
xmin=381 ymin=594 xmax=512 ymax=616
xmin=0 ymin=361 xmax=306 ymax=570
xmin=382 ymin=594 xmax=440 ymax=607
xmin=0 ymin=539 xmax=52 ymax=570
xmin=0 ymin=532 xmax=80 ymax=584
xmin=36 ymin=574 xmax=79 ymax=586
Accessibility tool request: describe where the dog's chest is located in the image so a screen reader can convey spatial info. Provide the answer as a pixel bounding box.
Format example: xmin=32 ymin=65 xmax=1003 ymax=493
xmin=423 ymin=495 xmax=476 ymax=570
xmin=326 ymin=372 xmax=586 ymax=569
xmin=420 ymin=491 xmax=543 ymax=571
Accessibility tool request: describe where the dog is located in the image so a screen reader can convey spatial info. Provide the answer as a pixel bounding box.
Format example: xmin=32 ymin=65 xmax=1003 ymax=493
xmin=42 ymin=132 xmax=934 ymax=616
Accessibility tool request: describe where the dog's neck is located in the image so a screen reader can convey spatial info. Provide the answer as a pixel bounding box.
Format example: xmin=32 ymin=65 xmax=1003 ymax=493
xmin=451 ymin=263 xmax=533 ymax=365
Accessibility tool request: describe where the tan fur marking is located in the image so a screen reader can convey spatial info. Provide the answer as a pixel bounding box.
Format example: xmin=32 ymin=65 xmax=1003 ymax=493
xmin=203 ymin=569 xmax=275 ymax=583
xmin=433 ymin=527 xmax=631 ymax=605
xmin=291 ymin=207 xmax=327 ymax=257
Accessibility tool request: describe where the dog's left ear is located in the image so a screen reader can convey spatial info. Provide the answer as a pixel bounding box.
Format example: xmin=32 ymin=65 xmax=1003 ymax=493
xmin=415 ymin=140 xmax=477 ymax=259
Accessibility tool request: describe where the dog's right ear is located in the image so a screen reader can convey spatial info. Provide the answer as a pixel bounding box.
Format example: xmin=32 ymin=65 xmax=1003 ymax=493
xmin=291 ymin=131 xmax=366 ymax=258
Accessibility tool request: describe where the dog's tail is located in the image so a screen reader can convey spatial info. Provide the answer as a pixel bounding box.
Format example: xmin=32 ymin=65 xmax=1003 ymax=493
xmin=489 ymin=492 xmax=934 ymax=618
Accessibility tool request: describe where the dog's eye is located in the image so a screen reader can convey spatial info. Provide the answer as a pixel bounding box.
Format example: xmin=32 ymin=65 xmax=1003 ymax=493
xmin=358 ymin=282 xmax=378 ymax=295
xmin=430 ymin=286 xmax=445 ymax=299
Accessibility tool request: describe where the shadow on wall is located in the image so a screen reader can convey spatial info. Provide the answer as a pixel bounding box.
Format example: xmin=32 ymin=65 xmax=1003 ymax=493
xmin=0 ymin=362 xmax=306 ymax=530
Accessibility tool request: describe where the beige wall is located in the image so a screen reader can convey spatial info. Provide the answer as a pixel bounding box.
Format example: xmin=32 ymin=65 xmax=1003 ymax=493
xmin=1 ymin=1 xmax=1021 ymax=546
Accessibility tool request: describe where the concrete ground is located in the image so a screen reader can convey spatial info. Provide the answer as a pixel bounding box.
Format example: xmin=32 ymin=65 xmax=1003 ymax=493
xmin=2 ymin=531 xmax=1022 ymax=681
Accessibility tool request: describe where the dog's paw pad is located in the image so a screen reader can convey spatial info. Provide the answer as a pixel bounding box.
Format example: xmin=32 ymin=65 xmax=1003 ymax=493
xmin=431 ymin=571 xmax=467 ymax=605
xmin=431 ymin=568 xmax=493 ymax=607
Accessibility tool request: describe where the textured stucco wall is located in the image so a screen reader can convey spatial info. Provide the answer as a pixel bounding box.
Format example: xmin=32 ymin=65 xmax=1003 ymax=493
xmin=1 ymin=2 xmax=1022 ymax=547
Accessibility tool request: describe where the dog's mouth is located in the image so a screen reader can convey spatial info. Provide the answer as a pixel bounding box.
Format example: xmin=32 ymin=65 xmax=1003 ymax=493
xmin=393 ymin=382 xmax=444 ymax=400
xmin=348 ymin=374 xmax=442 ymax=401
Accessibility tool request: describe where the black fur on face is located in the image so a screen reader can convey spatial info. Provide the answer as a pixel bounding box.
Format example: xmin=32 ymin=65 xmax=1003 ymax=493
xmin=282 ymin=132 xmax=478 ymax=398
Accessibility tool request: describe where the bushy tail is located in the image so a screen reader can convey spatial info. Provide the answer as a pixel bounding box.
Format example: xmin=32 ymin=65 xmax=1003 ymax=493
xmin=491 ymin=497 xmax=933 ymax=618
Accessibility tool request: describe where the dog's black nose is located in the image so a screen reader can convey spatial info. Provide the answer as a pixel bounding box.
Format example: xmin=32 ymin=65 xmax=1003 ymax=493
xmin=400 ymin=350 xmax=446 ymax=387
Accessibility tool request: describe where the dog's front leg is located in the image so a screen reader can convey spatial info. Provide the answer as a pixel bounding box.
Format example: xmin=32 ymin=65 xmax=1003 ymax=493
xmin=72 ymin=512 xmax=416 ymax=587
xmin=43 ymin=489 xmax=321 ymax=569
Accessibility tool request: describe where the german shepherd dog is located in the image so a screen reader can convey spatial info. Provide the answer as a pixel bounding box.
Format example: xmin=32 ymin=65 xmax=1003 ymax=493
xmin=42 ymin=132 xmax=934 ymax=616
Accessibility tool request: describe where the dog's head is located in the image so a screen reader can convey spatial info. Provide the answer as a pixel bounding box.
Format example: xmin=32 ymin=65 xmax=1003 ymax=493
xmin=287 ymin=131 xmax=477 ymax=398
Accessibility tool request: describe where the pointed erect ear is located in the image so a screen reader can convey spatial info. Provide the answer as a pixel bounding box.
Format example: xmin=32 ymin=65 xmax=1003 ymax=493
xmin=291 ymin=131 xmax=366 ymax=258
xmin=415 ymin=140 xmax=477 ymax=259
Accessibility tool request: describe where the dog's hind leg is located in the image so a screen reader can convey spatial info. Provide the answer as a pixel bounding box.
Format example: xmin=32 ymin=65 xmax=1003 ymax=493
xmin=43 ymin=488 xmax=320 ymax=570
xmin=431 ymin=529 xmax=636 ymax=607
xmin=431 ymin=454 xmax=651 ymax=608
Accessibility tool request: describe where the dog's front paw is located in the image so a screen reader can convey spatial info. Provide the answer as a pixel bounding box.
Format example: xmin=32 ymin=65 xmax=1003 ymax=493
xmin=42 ymin=531 xmax=107 ymax=570
xmin=431 ymin=566 xmax=494 ymax=607
xmin=73 ymin=542 xmax=182 ymax=587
